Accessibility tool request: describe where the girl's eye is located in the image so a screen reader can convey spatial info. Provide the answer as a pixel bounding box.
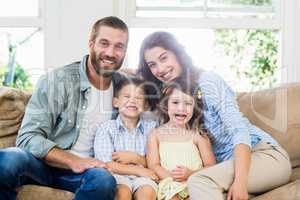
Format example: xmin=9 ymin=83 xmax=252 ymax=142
xmin=172 ymin=101 xmax=179 ymax=104
xmin=124 ymin=95 xmax=130 ymax=98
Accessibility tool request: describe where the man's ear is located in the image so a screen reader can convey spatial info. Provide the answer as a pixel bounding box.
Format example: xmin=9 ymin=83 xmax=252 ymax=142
xmin=88 ymin=39 xmax=94 ymax=49
xmin=112 ymin=97 xmax=119 ymax=108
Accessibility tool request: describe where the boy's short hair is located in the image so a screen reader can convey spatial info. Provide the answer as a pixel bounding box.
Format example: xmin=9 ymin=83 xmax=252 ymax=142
xmin=114 ymin=75 xmax=147 ymax=98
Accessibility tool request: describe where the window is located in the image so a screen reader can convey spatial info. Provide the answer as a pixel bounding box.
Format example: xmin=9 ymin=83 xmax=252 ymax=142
xmin=0 ymin=0 xmax=44 ymax=90
xmin=115 ymin=0 xmax=283 ymax=91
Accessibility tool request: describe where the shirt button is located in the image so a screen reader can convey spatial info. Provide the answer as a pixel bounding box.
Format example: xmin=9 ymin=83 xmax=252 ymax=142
xmin=68 ymin=120 xmax=72 ymax=123
xmin=82 ymin=106 xmax=86 ymax=109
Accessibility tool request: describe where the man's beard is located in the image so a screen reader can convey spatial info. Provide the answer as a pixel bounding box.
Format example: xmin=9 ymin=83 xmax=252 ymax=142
xmin=90 ymin=51 xmax=124 ymax=77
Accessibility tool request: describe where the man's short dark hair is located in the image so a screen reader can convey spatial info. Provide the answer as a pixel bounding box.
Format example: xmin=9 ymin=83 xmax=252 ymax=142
xmin=90 ymin=16 xmax=128 ymax=42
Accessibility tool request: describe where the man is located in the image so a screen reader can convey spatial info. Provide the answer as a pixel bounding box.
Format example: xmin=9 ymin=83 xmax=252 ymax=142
xmin=0 ymin=16 xmax=128 ymax=200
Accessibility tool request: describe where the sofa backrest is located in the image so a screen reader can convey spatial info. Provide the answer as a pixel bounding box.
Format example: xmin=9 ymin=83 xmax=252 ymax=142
xmin=237 ymin=83 xmax=300 ymax=168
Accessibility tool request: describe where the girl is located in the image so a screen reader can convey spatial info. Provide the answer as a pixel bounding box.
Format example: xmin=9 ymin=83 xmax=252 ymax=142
xmin=139 ymin=31 xmax=291 ymax=200
xmin=147 ymin=80 xmax=216 ymax=200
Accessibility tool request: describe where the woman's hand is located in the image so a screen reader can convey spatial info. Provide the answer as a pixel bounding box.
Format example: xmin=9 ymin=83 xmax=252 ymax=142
xmin=227 ymin=179 xmax=249 ymax=200
xmin=171 ymin=165 xmax=194 ymax=182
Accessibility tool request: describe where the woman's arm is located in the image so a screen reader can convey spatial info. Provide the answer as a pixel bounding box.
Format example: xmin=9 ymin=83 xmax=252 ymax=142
xmin=146 ymin=130 xmax=172 ymax=180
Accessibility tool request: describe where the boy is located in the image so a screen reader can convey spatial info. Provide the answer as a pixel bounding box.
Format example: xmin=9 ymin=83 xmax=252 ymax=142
xmin=94 ymin=76 xmax=158 ymax=200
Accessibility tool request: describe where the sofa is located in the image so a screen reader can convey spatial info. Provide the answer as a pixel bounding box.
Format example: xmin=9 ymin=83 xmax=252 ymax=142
xmin=0 ymin=83 xmax=299 ymax=200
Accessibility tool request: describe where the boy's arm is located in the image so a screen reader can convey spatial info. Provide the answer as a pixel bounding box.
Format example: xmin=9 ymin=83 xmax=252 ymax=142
xmin=112 ymin=151 xmax=146 ymax=167
xmin=147 ymin=130 xmax=172 ymax=180
xmin=106 ymin=161 xmax=158 ymax=181
xmin=94 ymin=124 xmax=115 ymax=163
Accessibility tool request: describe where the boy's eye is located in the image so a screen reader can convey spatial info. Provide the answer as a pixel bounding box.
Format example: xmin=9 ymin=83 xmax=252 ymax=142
xmin=172 ymin=101 xmax=179 ymax=104
xmin=135 ymin=96 xmax=144 ymax=100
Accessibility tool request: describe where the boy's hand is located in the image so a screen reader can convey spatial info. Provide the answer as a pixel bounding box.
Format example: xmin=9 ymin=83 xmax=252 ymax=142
xmin=136 ymin=167 xmax=159 ymax=181
xmin=112 ymin=151 xmax=139 ymax=164
xmin=171 ymin=165 xmax=193 ymax=182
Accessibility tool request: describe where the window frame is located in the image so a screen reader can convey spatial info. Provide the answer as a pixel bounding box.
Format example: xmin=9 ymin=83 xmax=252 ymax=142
xmin=114 ymin=0 xmax=298 ymax=84
xmin=0 ymin=0 xmax=44 ymax=28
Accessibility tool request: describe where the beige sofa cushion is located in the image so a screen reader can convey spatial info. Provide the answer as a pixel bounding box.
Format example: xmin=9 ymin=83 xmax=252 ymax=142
xmin=17 ymin=185 xmax=73 ymax=200
xmin=0 ymin=87 xmax=31 ymax=138
xmin=250 ymin=180 xmax=300 ymax=200
xmin=237 ymin=83 xmax=300 ymax=167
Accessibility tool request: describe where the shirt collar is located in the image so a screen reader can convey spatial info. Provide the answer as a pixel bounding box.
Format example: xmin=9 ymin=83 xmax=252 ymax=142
xmin=116 ymin=115 xmax=144 ymax=134
xmin=79 ymin=55 xmax=91 ymax=92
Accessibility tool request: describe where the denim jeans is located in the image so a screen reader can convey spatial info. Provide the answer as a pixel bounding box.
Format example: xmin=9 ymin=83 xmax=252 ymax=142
xmin=0 ymin=147 xmax=116 ymax=200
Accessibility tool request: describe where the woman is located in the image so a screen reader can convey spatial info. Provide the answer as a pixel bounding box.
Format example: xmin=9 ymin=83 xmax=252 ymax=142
xmin=138 ymin=31 xmax=291 ymax=200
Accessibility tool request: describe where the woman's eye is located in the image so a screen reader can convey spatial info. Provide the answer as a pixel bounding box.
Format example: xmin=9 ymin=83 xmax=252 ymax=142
xmin=161 ymin=56 xmax=167 ymax=62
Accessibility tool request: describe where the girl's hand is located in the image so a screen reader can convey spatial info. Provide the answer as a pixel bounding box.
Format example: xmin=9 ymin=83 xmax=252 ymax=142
xmin=171 ymin=165 xmax=193 ymax=182
xmin=227 ymin=179 xmax=249 ymax=200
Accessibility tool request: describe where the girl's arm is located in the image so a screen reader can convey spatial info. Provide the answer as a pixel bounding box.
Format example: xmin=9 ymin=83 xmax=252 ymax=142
xmin=146 ymin=129 xmax=172 ymax=180
xmin=195 ymin=134 xmax=216 ymax=167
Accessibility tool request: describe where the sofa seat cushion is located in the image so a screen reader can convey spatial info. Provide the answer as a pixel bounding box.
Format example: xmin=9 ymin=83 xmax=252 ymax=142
xmin=0 ymin=134 xmax=17 ymax=148
xmin=250 ymin=180 xmax=300 ymax=200
xmin=17 ymin=185 xmax=74 ymax=200
xmin=291 ymin=167 xmax=300 ymax=182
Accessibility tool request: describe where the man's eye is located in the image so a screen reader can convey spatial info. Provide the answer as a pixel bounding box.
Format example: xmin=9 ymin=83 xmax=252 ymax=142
xmin=99 ymin=41 xmax=109 ymax=47
xmin=115 ymin=44 xmax=125 ymax=51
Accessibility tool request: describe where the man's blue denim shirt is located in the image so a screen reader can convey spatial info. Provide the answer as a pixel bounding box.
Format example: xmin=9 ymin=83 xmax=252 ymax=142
xmin=16 ymin=55 xmax=121 ymax=158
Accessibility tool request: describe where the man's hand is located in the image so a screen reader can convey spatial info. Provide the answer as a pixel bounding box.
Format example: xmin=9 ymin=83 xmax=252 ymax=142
xmin=171 ymin=165 xmax=193 ymax=182
xmin=112 ymin=151 xmax=141 ymax=165
xmin=68 ymin=157 xmax=108 ymax=173
xmin=136 ymin=167 xmax=159 ymax=182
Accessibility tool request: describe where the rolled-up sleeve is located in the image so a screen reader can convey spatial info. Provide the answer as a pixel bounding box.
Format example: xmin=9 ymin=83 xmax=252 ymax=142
xmin=202 ymin=72 xmax=252 ymax=148
xmin=16 ymin=74 xmax=59 ymax=158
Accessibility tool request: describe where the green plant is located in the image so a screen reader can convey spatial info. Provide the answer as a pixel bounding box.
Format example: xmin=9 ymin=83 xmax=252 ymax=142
xmin=0 ymin=63 xmax=32 ymax=91
xmin=215 ymin=29 xmax=278 ymax=91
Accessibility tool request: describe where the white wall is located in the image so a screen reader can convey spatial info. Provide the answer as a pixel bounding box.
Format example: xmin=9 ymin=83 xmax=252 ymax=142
xmin=44 ymin=0 xmax=114 ymax=69
xmin=42 ymin=0 xmax=300 ymax=82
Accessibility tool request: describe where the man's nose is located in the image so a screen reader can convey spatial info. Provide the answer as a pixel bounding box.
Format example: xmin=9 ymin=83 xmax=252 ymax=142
xmin=104 ymin=45 xmax=115 ymax=57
